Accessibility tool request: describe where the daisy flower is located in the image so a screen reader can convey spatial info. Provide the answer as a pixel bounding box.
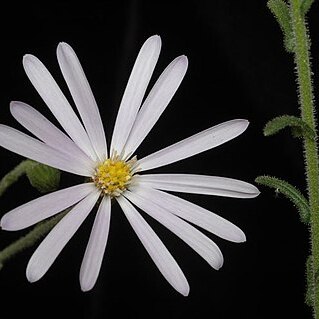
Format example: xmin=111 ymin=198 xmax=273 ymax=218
xmin=0 ymin=35 xmax=259 ymax=295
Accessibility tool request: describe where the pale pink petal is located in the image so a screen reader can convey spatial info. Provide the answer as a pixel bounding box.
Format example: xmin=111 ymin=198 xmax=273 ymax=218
xmin=136 ymin=174 xmax=260 ymax=198
xmin=26 ymin=189 xmax=100 ymax=283
xmin=10 ymin=101 xmax=93 ymax=164
xmin=1 ymin=183 xmax=96 ymax=231
xmin=129 ymin=185 xmax=246 ymax=242
xmin=138 ymin=119 xmax=249 ymax=171
xmin=124 ymin=190 xmax=223 ymax=270
xmin=0 ymin=125 xmax=93 ymax=176
xmin=80 ymin=196 xmax=111 ymax=292
xmin=116 ymin=196 xmax=189 ymax=296
xmin=111 ymin=35 xmax=161 ymax=155
xmin=57 ymin=42 xmax=107 ymax=161
xmin=124 ymin=55 xmax=188 ymax=155
xmin=23 ymin=54 xmax=97 ymax=160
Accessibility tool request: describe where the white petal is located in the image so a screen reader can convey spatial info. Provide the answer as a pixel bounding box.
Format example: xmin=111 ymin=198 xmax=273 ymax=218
xmin=1 ymin=183 xmax=96 ymax=231
xmin=137 ymin=174 xmax=260 ymax=198
xmin=116 ymin=196 xmax=189 ymax=296
xmin=57 ymin=42 xmax=107 ymax=161
xmin=10 ymin=101 xmax=93 ymax=164
xmin=0 ymin=125 xmax=93 ymax=176
xmin=124 ymin=55 xmax=188 ymax=155
xmin=26 ymin=189 xmax=100 ymax=283
xmin=124 ymin=190 xmax=223 ymax=270
xmin=111 ymin=35 xmax=161 ymax=155
xmin=23 ymin=54 xmax=97 ymax=160
xmin=138 ymin=119 xmax=249 ymax=171
xmin=129 ymin=185 xmax=245 ymax=242
xmin=80 ymin=196 xmax=111 ymax=292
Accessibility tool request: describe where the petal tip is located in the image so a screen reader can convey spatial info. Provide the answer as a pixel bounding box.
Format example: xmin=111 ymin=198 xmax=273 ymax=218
xmin=0 ymin=215 xmax=15 ymax=231
xmin=150 ymin=34 xmax=161 ymax=41
xmin=177 ymin=55 xmax=188 ymax=67
xmin=80 ymin=282 xmax=93 ymax=292
xmin=214 ymin=254 xmax=224 ymax=270
xmin=0 ymin=218 xmax=6 ymax=230
xmin=26 ymin=266 xmax=40 ymax=283
xmin=250 ymin=186 xmax=261 ymax=197
xmin=57 ymin=41 xmax=72 ymax=53
xmin=58 ymin=41 xmax=67 ymax=46
xmin=79 ymin=273 xmax=95 ymax=292
xmin=236 ymin=231 xmax=247 ymax=243
xmin=10 ymin=100 xmax=18 ymax=107
xmin=238 ymin=119 xmax=249 ymax=129
xmin=9 ymin=101 xmax=23 ymax=115
xmin=22 ymin=54 xmax=34 ymax=64
xmin=229 ymin=119 xmax=249 ymax=130
xmin=146 ymin=34 xmax=162 ymax=48
xmin=182 ymin=290 xmax=190 ymax=297
xmin=22 ymin=54 xmax=39 ymax=71
xmin=179 ymin=284 xmax=190 ymax=297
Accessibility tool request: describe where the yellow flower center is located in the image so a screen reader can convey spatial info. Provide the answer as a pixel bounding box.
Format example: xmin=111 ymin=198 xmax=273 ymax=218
xmin=92 ymin=155 xmax=136 ymax=197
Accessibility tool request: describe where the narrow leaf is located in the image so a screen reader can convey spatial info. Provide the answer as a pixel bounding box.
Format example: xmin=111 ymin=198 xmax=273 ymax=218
xmin=267 ymin=0 xmax=295 ymax=52
xmin=301 ymin=0 xmax=315 ymax=15
xmin=263 ymin=115 xmax=315 ymax=140
xmin=255 ymin=175 xmax=310 ymax=224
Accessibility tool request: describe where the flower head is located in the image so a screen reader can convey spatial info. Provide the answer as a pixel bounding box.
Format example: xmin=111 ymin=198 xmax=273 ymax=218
xmin=0 ymin=35 xmax=259 ymax=294
xmin=93 ymin=154 xmax=137 ymax=196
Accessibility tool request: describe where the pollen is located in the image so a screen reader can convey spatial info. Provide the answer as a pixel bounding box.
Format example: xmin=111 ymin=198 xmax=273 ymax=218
xmin=93 ymin=154 xmax=137 ymax=197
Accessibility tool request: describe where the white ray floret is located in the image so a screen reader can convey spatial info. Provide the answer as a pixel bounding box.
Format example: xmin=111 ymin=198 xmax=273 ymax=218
xmin=1 ymin=183 xmax=96 ymax=231
xmin=57 ymin=42 xmax=107 ymax=161
xmin=0 ymin=35 xmax=259 ymax=295
xmin=10 ymin=101 xmax=93 ymax=163
xmin=137 ymin=174 xmax=260 ymax=198
xmin=125 ymin=190 xmax=224 ymax=270
xmin=0 ymin=125 xmax=93 ymax=176
xmin=80 ymin=196 xmax=111 ymax=292
xmin=23 ymin=54 xmax=97 ymax=160
xmin=117 ymin=196 xmax=190 ymax=296
xmin=128 ymin=185 xmax=246 ymax=242
xmin=124 ymin=55 xmax=188 ymax=156
xmin=26 ymin=189 xmax=100 ymax=283
xmin=138 ymin=119 xmax=249 ymax=171
xmin=111 ymin=35 xmax=161 ymax=155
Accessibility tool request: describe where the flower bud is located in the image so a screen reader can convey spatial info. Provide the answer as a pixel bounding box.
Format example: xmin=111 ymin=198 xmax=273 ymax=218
xmin=26 ymin=161 xmax=61 ymax=193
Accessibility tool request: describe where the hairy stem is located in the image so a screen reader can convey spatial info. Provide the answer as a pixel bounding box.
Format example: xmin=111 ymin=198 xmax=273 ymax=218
xmin=290 ymin=0 xmax=319 ymax=316
xmin=0 ymin=160 xmax=32 ymax=197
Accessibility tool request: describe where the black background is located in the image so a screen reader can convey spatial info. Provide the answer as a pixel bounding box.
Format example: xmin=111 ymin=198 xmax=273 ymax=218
xmin=0 ymin=1 xmax=318 ymax=318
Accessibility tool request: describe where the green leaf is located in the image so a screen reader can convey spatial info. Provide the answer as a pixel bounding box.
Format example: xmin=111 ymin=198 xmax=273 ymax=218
xmin=263 ymin=115 xmax=316 ymax=140
xmin=300 ymin=0 xmax=315 ymax=15
xmin=255 ymin=175 xmax=310 ymax=224
xmin=26 ymin=161 xmax=61 ymax=193
xmin=267 ymin=0 xmax=295 ymax=52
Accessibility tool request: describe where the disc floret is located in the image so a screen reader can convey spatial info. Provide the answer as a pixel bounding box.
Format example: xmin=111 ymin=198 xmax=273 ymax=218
xmin=93 ymin=153 xmax=137 ymax=197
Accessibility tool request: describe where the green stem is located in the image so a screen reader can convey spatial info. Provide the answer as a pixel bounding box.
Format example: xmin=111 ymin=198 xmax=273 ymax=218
xmin=0 ymin=210 xmax=68 ymax=270
xmin=290 ymin=0 xmax=319 ymax=316
xmin=0 ymin=160 xmax=33 ymax=197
